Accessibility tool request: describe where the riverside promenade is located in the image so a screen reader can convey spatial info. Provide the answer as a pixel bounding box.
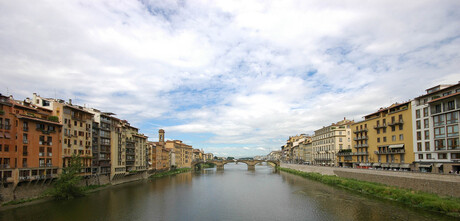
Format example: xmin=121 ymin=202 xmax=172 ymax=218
xmin=281 ymin=163 xmax=460 ymax=197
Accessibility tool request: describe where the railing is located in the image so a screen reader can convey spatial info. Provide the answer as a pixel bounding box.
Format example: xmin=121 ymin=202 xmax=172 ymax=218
xmin=353 ymin=128 xmax=368 ymax=133
xmin=0 ymin=164 xmax=11 ymax=169
xmin=375 ymin=149 xmax=405 ymax=154
xmin=23 ymin=139 xmax=28 ymax=144
xmin=23 ymin=152 xmax=28 ymax=156
xmin=374 ymin=123 xmax=387 ymax=129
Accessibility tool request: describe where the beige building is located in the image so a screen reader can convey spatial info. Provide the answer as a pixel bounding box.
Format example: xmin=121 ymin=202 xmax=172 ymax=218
xmin=348 ymin=102 xmax=414 ymax=170
xmin=312 ymin=118 xmax=353 ymax=166
xmin=165 ymin=140 xmax=193 ymax=168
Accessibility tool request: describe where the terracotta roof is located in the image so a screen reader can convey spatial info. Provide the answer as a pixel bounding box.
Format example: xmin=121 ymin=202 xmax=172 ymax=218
xmin=428 ymin=91 xmax=460 ymax=103
xmin=16 ymin=114 xmax=62 ymax=126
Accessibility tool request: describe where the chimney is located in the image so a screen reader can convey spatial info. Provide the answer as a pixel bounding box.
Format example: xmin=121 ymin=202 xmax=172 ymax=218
xmin=69 ymin=99 xmax=72 ymax=105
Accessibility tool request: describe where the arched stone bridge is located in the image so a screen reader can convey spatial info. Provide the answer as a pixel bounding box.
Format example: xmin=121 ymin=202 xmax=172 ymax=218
xmin=191 ymin=160 xmax=280 ymax=170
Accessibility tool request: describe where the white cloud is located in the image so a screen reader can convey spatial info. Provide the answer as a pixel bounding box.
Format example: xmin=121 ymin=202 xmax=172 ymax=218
xmin=1 ymin=0 xmax=460 ymax=156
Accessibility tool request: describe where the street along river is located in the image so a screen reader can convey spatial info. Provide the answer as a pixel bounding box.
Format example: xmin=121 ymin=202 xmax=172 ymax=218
xmin=0 ymin=163 xmax=454 ymax=221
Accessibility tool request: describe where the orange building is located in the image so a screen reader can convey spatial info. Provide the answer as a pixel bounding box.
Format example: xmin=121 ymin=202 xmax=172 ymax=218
xmin=0 ymin=94 xmax=62 ymax=186
xmin=149 ymin=129 xmax=170 ymax=171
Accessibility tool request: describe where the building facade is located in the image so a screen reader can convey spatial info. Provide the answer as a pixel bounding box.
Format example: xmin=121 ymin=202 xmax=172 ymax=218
xmin=350 ymin=102 xmax=414 ymax=170
xmin=0 ymin=95 xmax=62 ymax=186
xmin=165 ymin=140 xmax=193 ymax=168
xmin=312 ymin=118 xmax=353 ymax=166
xmin=412 ymin=83 xmax=460 ymax=173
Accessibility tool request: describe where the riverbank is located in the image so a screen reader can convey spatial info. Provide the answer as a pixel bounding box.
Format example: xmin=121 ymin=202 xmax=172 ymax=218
xmin=149 ymin=168 xmax=191 ymax=178
xmin=279 ymin=166 xmax=460 ymax=217
xmin=0 ymin=183 xmax=110 ymax=211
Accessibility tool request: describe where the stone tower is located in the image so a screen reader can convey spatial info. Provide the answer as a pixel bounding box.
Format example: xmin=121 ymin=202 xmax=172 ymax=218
xmin=159 ymin=129 xmax=165 ymax=143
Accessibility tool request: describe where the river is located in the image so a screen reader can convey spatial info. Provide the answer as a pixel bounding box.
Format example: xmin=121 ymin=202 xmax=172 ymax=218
xmin=0 ymin=163 xmax=454 ymax=221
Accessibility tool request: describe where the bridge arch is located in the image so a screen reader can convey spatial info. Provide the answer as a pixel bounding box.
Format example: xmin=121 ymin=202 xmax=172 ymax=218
xmin=191 ymin=160 xmax=280 ymax=170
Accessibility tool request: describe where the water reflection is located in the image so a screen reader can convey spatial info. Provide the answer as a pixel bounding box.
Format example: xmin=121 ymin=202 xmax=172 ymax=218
xmin=0 ymin=163 xmax=454 ymax=221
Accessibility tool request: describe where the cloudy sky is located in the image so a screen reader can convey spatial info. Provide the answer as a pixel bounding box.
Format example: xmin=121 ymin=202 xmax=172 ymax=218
xmin=1 ymin=0 xmax=459 ymax=157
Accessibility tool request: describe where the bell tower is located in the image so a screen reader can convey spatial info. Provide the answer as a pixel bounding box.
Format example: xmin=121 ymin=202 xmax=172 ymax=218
xmin=159 ymin=129 xmax=165 ymax=143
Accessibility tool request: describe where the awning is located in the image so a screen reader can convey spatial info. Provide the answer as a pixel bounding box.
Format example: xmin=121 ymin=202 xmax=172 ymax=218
xmin=148 ymin=162 xmax=152 ymax=165
xmin=389 ymin=144 xmax=404 ymax=149
xmin=400 ymin=164 xmax=410 ymax=168
xmin=435 ymin=163 xmax=443 ymax=167
xmin=4 ymin=132 xmax=11 ymax=139
xmin=381 ymin=163 xmax=390 ymax=167
xmin=373 ymin=163 xmax=381 ymax=167
xmin=418 ymin=164 xmax=432 ymax=168
xmin=390 ymin=163 xmax=400 ymax=168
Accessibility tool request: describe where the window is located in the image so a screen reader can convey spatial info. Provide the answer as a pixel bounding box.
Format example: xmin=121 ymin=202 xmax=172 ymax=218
xmin=377 ymin=138 xmax=380 ymax=143
xmin=423 ymin=107 xmax=429 ymax=117
xmin=438 ymin=153 xmax=447 ymax=159
xmin=399 ymin=124 xmax=403 ymax=130
xmin=424 ymin=130 xmax=430 ymax=139
xmin=447 ymin=138 xmax=459 ymax=150
xmin=383 ymin=136 xmax=387 ymax=142
xmin=417 ymin=131 xmax=422 ymax=140
xmin=377 ymin=129 xmax=380 ymax=134
xmin=400 ymin=154 xmax=404 ymax=163
xmin=433 ymin=104 xmax=442 ymax=114
xmin=424 ymin=119 xmax=429 ymax=128
xmin=446 ymin=112 xmax=458 ymax=124
xmin=391 ymin=126 xmax=395 ymax=132
xmin=433 ymin=115 xmax=445 ymax=126
xmin=417 ymin=143 xmax=422 ymax=151
xmin=382 ymin=127 xmax=386 ymax=133
xmin=435 ymin=139 xmax=446 ymax=150
xmin=445 ymin=101 xmax=455 ymax=111
xmin=426 ymin=154 xmax=432 ymax=159
xmin=434 ymin=127 xmax=445 ymax=138
xmin=418 ymin=154 xmax=423 ymax=160
xmin=416 ymin=120 xmax=421 ymax=130
xmin=339 ymin=138 xmax=342 ymax=142
xmin=399 ymin=134 xmax=404 ymax=141
xmin=452 ymin=153 xmax=460 ymax=159
xmin=392 ymin=135 xmax=396 ymax=141
xmin=425 ymin=142 xmax=430 ymax=151
xmin=416 ymin=109 xmax=421 ymax=118
xmin=447 ymin=125 xmax=458 ymax=137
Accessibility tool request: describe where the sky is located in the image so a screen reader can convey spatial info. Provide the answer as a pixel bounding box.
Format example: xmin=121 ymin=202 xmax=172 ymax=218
xmin=1 ymin=0 xmax=460 ymax=157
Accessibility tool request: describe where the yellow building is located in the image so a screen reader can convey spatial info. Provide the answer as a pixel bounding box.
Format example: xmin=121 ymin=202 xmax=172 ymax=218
xmin=349 ymin=101 xmax=414 ymax=170
xmin=165 ymin=140 xmax=193 ymax=168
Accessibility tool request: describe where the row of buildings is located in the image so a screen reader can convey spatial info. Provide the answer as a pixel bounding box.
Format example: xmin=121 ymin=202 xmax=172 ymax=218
xmin=270 ymin=82 xmax=460 ymax=174
xmin=0 ymin=93 xmax=213 ymax=186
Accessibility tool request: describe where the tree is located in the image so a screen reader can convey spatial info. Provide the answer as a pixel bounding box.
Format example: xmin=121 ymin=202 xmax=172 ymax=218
xmin=227 ymin=157 xmax=235 ymax=160
xmin=52 ymin=155 xmax=84 ymax=200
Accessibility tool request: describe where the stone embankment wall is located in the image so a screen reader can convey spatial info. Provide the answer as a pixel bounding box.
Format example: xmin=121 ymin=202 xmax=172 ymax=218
xmin=281 ymin=163 xmax=460 ymax=198
xmin=0 ymin=171 xmax=150 ymax=204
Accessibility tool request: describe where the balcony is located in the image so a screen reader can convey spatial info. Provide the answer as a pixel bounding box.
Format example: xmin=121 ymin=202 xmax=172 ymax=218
xmin=374 ymin=149 xmax=405 ymax=154
xmin=353 ymin=128 xmax=368 ymax=133
xmin=388 ymin=119 xmax=404 ymax=126
xmin=0 ymin=164 xmax=11 ymax=169
xmin=354 ymin=136 xmax=368 ymax=141
xmin=23 ymin=139 xmax=28 ymax=144
xmin=354 ymin=152 xmax=369 ymax=156
xmin=374 ymin=123 xmax=387 ymax=129
xmin=23 ymin=152 xmax=28 ymax=156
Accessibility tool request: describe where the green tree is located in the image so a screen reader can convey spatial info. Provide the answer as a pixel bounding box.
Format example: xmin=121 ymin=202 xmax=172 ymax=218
xmin=52 ymin=155 xmax=84 ymax=200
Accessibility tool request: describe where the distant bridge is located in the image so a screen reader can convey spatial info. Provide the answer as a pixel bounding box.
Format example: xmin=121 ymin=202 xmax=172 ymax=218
xmin=191 ymin=160 xmax=280 ymax=170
